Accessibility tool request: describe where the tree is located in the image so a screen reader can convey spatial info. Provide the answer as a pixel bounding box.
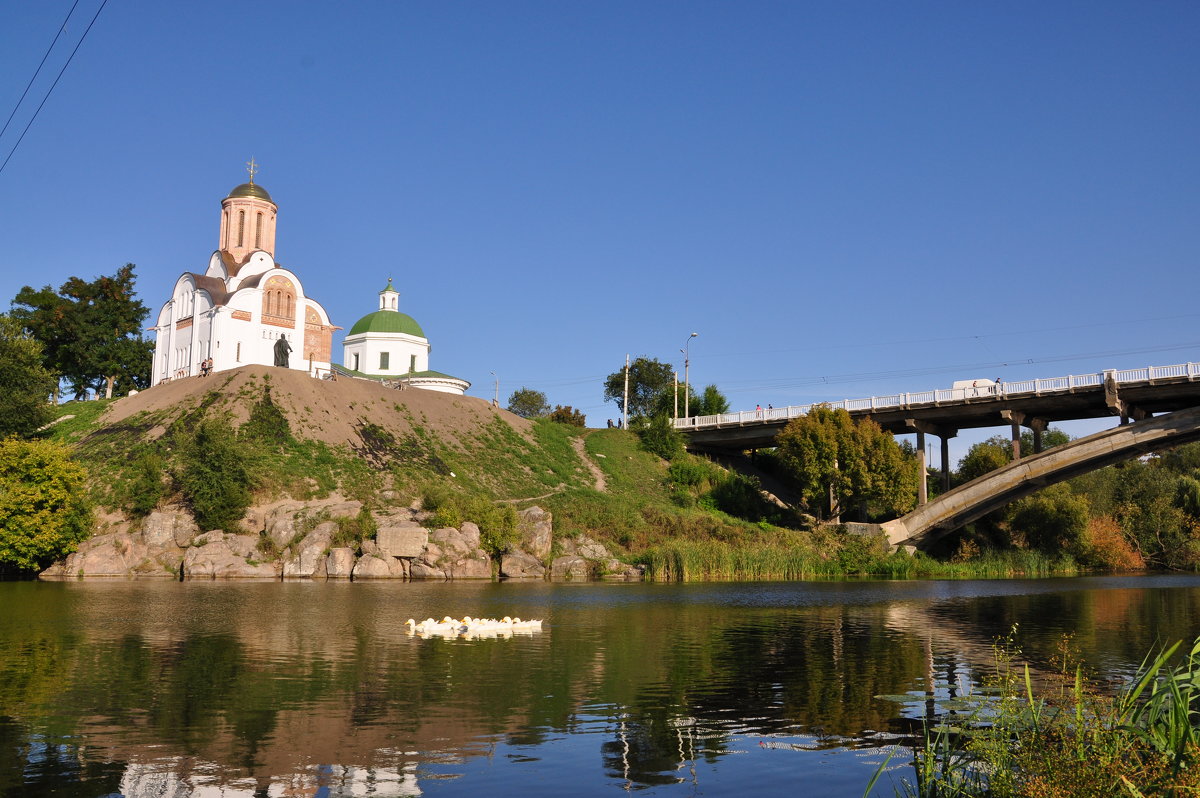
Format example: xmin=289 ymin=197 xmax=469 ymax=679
xmin=12 ymin=264 xmax=153 ymax=399
xmin=957 ymin=437 xmax=1010 ymax=484
xmin=0 ymin=314 xmax=57 ymax=438
xmin=603 ymin=357 xmax=675 ymax=419
xmin=507 ymin=387 xmax=550 ymax=419
xmin=0 ymin=438 xmax=91 ymax=573
xmin=775 ymin=405 xmax=918 ymax=521
xmin=695 ymin=385 xmax=730 ymax=416
xmin=548 ymin=405 xmax=586 ymax=427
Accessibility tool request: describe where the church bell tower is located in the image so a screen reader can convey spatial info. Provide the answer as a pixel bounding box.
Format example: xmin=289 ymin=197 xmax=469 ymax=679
xmin=219 ymin=157 xmax=278 ymax=264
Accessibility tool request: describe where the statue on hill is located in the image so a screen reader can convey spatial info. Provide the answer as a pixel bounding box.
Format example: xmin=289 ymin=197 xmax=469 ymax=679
xmin=273 ymin=336 xmax=292 ymax=368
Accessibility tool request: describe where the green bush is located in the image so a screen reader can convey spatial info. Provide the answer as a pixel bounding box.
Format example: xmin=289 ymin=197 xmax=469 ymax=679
xmin=175 ymin=418 xmax=252 ymax=532
xmin=239 ymin=386 xmax=292 ymax=447
xmin=634 ymin=414 xmax=684 ymax=461
xmin=0 ymin=438 xmax=92 ymax=572
xmin=124 ymin=452 xmax=167 ymax=518
xmin=330 ymin=508 xmax=377 ymax=552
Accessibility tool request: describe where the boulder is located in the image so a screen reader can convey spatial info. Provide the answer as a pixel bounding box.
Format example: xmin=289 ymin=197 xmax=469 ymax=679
xmin=282 ymin=523 xmax=334 ymax=578
xmin=517 ymin=506 xmax=553 ymax=559
xmin=500 ymin=551 xmax=545 ymax=579
xmin=352 ymin=554 xmax=398 ymax=579
xmin=224 ymin=534 xmax=260 ymax=560
xmin=550 ymin=555 xmax=591 ymax=581
xmin=600 ymin=559 xmax=644 ymax=581
xmin=325 ymin=547 xmax=357 ymax=579
xmin=559 ymin=534 xmax=609 ymax=560
xmin=376 ymin=523 xmax=428 ymax=558
xmin=183 ymin=539 xmax=279 ymax=579
xmin=411 ymin=526 xmax=492 ymax=579
xmin=142 ymin=510 xmax=199 ymax=549
xmin=45 ymin=532 xmax=145 ymax=578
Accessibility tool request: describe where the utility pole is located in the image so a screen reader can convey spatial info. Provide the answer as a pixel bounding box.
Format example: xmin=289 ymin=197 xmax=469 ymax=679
xmin=681 ymin=332 xmax=698 ymax=419
xmin=622 ymin=354 xmax=630 ymax=430
xmin=673 ymin=371 xmax=679 ymax=420
xmin=490 ymin=371 xmax=499 ymax=407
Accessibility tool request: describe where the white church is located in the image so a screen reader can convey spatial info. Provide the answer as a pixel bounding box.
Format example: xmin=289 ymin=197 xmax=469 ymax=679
xmin=151 ymin=164 xmax=468 ymax=396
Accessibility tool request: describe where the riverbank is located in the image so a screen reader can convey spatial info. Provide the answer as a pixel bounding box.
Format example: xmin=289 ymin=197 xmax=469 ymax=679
xmin=33 ymin=366 xmax=1087 ymax=581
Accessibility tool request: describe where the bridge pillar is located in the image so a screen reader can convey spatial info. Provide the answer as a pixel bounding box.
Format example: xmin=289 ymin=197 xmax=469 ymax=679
xmin=1001 ymin=410 xmax=1025 ymax=460
xmin=915 ymin=430 xmax=927 ymax=504
xmin=1028 ymin=417 xmax=1049 ymax=453
xmin=906 ymin=419 xmax=955 ymax=497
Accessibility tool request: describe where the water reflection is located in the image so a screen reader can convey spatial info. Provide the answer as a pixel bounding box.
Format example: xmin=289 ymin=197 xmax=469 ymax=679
xmin=1 ymin=576 xmax=1199 ymax=795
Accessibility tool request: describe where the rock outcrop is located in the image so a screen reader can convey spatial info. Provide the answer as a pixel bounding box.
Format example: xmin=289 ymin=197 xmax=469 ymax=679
xmin=40 ymin=497 xmax=643 ymax=582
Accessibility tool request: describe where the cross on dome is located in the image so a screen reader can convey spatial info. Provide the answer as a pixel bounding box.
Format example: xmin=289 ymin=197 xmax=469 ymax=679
xmin=246 ymin=157 xmax=259 ymax=184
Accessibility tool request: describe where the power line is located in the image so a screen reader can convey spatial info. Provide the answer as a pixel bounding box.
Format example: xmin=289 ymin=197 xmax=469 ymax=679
xmin=0 ymin=0 xmax=108 ymax=177
xmin=0 ymin=0 xmax=82 ymax=142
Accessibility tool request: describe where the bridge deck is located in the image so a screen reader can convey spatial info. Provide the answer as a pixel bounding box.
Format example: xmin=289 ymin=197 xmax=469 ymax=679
xmin=677 ymin=361 xmax=1200 ymax=450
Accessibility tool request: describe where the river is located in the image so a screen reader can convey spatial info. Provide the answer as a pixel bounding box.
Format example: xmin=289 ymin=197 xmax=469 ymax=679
xmin=3 ymin=575 xmax=1199 ymax=796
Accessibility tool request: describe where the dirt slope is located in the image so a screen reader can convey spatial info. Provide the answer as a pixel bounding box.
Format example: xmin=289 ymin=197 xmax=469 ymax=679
xmin=101 ymin=365 xmax=531 ymax=449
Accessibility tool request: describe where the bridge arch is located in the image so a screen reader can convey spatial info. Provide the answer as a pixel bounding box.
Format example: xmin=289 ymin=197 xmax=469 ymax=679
xmin=881 ymin=405 xmax=1200 ymax=549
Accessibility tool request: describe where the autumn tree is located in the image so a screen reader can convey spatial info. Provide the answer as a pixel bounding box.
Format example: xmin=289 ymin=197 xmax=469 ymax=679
xmin=0 ymin=314 xmax=57 ymax=438
xmin=12 ymin=264 xmax=153 ymax=399
xmin=775 ymin=405 xmax=918 ymax=521
xmin=603 ymin=357 xmax=675 ymax=419
xmin=507 ymin=387 xmax=550 ymax=419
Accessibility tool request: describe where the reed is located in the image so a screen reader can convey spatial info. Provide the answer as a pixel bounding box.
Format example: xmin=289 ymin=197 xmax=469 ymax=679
xmin=869 ymin=634 xmax=1200 ymax=796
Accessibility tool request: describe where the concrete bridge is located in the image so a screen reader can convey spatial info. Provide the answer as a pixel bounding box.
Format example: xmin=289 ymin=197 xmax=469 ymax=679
xmin=677 ymin=360 xmax=1200 ymax=502
xmin=879 ymin=405 xmax=1200 ymax=548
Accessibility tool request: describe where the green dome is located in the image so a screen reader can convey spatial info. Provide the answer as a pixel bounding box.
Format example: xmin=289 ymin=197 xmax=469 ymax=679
xmin=226 ymin=182 xmax=274 ymax=202
xmin=348 ymin=310 xmax=426 ymax=338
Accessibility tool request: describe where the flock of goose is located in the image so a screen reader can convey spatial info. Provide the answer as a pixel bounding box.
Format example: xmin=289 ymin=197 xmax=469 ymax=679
xmin=404 ymin=615 xmax=545 ymax=639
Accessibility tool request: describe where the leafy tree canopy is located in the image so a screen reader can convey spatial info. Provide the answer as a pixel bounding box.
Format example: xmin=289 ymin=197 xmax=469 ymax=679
xmin=12 ymin=264 xmax=153 ymax=399
xmin=695 ymin=384 xmax=731 ymax=416
xmin=604 ymin=357 xmax=675 ymax=419
xmin=548 ymin=405 xmax=586 ymax=427
xmin=956 ymin=428 xmax=1072 ymax=485
xmin=0 ymin=314 xmax=57 ymax=438
xmin=775 ymin=405 xmax=918 ymax=521
xmin=507 ymin=387 xmax=550 ymax=419
xmin=0 ymin=438 xmax=91 ymax=573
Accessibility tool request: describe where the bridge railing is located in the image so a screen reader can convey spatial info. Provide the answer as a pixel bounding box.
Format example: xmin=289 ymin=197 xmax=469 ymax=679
xmin=674 ymin=360 xmax=1200 ymax=431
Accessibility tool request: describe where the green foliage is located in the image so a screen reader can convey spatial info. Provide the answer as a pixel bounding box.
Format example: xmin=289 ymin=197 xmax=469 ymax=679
xmin=633 ymin=414 xmax=685 ymax=461
xmin=1010 ymin=483 xmax=1091 ymax=556
xmin=12 ymin=264 xmax=152 ymax=398
xmin=547 ymin=404 xmax=586 ymax=427
xmin=420 ymin=484 xmax=518 ymax=556
xmin=124 ymin=453 xmax=167 ymax=518
xmin=239 ymin=386 xmax=292 ymax=447
xmin=874 ymin=633 xmax=1200 ymax=796
xmin=0 ymin=438 xmax=91 ymax=573
xmin=0 ymin=314 xmax=57 ymax=438
xmin=603 ymin=357 xmax=675 ymax=419
xmin=694 ymin=384 xmax=731 ymax=416
xmin=506 ymin=387 xmax=550 ymax=419
xmin=774 ymin=405 xmax=918 ymax=521
xmin=330 ymin=508 xmax=378 ymax=552
xmin=956 ymin=437 xmax=1010 ymax=484
xmin=174 ymin=418 xmax=252 ymax=532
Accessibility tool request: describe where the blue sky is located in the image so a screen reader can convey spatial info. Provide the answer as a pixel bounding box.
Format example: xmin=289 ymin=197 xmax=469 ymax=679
xmin=1 ymin=1 xmax=1197 ymax=465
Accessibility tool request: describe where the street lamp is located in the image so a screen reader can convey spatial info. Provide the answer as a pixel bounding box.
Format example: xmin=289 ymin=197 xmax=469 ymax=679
xmin=490 ymin=371 xmax=498 ymax=407
xmin=681 ymin=332 xmax=698 ymax=418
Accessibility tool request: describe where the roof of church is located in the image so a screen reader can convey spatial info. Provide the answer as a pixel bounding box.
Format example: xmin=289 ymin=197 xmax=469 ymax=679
xmin=348 ymin=310 xmax=426 ymax=338
xmin=226 ymin=182 xmax=274 ymax=202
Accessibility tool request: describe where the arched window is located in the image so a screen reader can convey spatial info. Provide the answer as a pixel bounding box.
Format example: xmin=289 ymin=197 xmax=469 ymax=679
xmin=255 ymin=212 xmax=263 ymax=249
xmin=223 ymin=211 xmax=229 ymax=248
xmin=237 ymin=211 xmax=245 ymax=247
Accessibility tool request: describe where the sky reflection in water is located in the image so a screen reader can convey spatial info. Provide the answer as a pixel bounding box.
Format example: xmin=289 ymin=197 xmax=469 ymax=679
xmin=2 ymin=575 xmax=1199 ymax=796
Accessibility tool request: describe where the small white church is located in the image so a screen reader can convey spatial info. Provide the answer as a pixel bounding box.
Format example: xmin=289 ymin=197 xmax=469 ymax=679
xmin=151 ymin=165 xmax=338 ymax=381
xmin=342 ymin=278 xmax=470 ymax=395
xmin=151 ymin=163 xmax=468 ymax=396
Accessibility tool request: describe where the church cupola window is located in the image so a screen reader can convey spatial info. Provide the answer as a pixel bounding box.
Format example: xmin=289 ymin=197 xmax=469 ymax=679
xmin=237 ymin=211 xmax=245 ymax=247
xmin=409 ymin=354 xmax=417 ymax=373
xmin=255 ymin=212 xmax=263 ymax=249
xmin=380 ymin=352 xmax=390 ymax=370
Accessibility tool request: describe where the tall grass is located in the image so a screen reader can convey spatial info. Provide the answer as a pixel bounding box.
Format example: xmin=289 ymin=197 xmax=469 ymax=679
xmin=872 ymin=634 xmax=1200 ymax=797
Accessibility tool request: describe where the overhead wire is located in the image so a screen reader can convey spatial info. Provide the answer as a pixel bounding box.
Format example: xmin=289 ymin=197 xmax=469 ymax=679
xmin=0 ymin=0 xmax=108 ymax=178
xmin=0 ymin=0 xmax=81 ymax=143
